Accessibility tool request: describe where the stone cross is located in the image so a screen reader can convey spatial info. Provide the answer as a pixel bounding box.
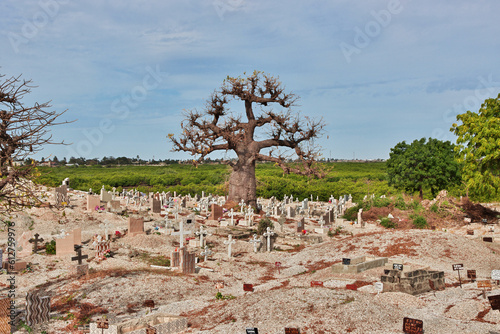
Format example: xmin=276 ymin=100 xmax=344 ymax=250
xmin=230 ymin=208 xmax=234 ymax=225
xmin=71 ymin=245 xmax=88 ymax=265
xmin=249 ymin=234 xmax=261 ymax=253
xmin=224 ymin=235 xmax=236 ymax=258
xmin=171 ymin=221 xmax=192 ymax=248
xmin=263 ymin=227 xmax=275 ymax=253
xmin=29 ymin=233 xmax=44 ymax=254
xmin=240 ymin=199 xmax=245 ymax=212
xmin=99 ymin=220 xmax=113 ymax=240
xmin=195 ymin=226 xmax=211 ymax=248
xmin=200 ymin=245 xmax=212 ymax=261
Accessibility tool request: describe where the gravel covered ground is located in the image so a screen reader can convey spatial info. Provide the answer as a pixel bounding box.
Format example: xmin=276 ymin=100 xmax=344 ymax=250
xmin=1 ymin=188 xmax=500 ymax=333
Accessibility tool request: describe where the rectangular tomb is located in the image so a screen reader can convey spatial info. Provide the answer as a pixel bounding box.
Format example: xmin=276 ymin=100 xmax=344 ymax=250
xmin=381 ymin=269 xmax=445 ymax=295
xmin=89 ymin=313 xmax=187 ymax=334
xmin=332 ymin=256 xmax=388 ymax=274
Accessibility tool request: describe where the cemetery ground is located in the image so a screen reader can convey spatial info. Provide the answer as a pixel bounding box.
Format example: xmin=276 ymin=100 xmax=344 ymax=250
xmin=1 ymin=187 xmax=500 ymax=333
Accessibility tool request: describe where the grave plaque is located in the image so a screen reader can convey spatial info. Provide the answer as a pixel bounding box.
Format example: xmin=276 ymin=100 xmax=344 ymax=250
xmin=246 ymin=328 xmax=259 ymax=334
xmin=310 ymin=281 xmax=324 ymax=287
xmin=346 ymin=284 xmax=357 ymax=291
xmin=483 ymin=237 xmax=493 ymax=242
xmin=393 ymin=263 xmax=404 ymax=271
xmin=374 ymin=282 xmax=383 ymax=293
xmin=403 ymin=317 xmax=423 ymax=334
xmin=492 ymin=270 xmax=500 ymax=280
xmin=464 ymin=217 xmax=471 ymax=223
xmin=488 ymin=295 xmax=500 ymax=310
xmin=96 ymin=318 xmax=109 ymax=329
xmin=467 ymin=270 xmax=476 ymax=281
xmin=285 ymin=328 xmax=300 ymax=334
xmin=342 ymin=258 xmax=351 ymax=265
xmin=384 ymin=269 xmax=390 ymax=275
xmin=243 ymin=284 xmax=254 ymax=292
xmin=466 ymin=229 xmax=474 ymax=235
xmin=452 ymin=264 xmax=464 ymax=271
xmin=477 ymin=280 xmax=492 ymax=289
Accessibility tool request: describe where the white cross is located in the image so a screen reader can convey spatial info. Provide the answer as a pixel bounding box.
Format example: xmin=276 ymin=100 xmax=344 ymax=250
xmin=200 ymin=245 xmax=212 ymax=261
xmin=263 ymin=227 xmax=275 ymax=252
xmin=224 ymin=235 xmax=236 ymax=258
xmin=230 ymin=208 xmax=234 ymax=225
xmin=319 ymin=219 xmax=325 ymax=229
xmin=240 ymin=199 xmax=245 ymax=213
xmin=249 ymin=234 xmax=261 ymax=253
xmin=171 ymin=221 xmax=192 ymax=248
xmin=195 ymin=226 xmax=211 ymax=248
xmin=99 ymin=220 xmax=113 ymax=240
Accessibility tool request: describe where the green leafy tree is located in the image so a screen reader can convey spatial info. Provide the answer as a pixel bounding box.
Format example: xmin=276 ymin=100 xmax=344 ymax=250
xmin=451 ymin=93 xmax=500 ymax=201
xmin=387 ymin=138 xmax=460 ymax=199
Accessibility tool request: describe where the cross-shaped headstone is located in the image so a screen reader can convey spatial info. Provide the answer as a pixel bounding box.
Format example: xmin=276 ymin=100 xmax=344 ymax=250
xmin=71 ymin=245 xmax=88 ymax=265
xmin=29 ymin=233 xmax=44 ymax=254
xmin=200 ymin=245 xmax=212 ymax=261
xmin=224 ymin=235 xmax=236 ymax=258
xmin=240 ymin=199 xmax=245 ymax=212
xmin=263 ymin=227 xmax=275 ymax=252
xmin=249 ymin=234 xmax=261 ymax=253
xmin=195 ymin=226 xmax=211 ymax=248
xmin=171 ymin=221 xmax=191 ymax=248
xmin=230 ymin=208 xmax=234 ymax=225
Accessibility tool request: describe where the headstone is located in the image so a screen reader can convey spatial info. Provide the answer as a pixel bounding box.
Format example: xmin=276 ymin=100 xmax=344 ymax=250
xmin=209 ymin=204 xmax=223 ymax=220
xmin=200 ymin=246 xmax=212 ymax=261
xmin=488 ymin=295 xmax=500 ymax=310
xmin=243 ymin=284 xmax=254 ymax=292
xmin=26 ymin=291 xmax=50 ymax=326
xmin=195 ymin=226 xmax=210 ymax=248
xmin=296 ymin=218 xmax=305 ymax=233
xmin=71 ymin=245 xmax=89 ymax=276
xmin=287 ymin=206 xmax=295 ymax=218
xmin=55 ymin=185 xmax=69 ymax=207
xmin=285 ymin=328 xmax=300 ymax=334
xmin=342 ymin=258 xmax=351 ymax=265
xmin=171 ymin=247 xmax=196 ymax=274
xmin=492 ymin=270 xmax=500 ymax=280
xmin=56 ymin=228 xmax=82 ymax=256
xmin=483 ymin=237 xmax=494 ymax=242
xmin=151 ymin=198 xmax=161 ymax=213
xmin=346 ymin=284 xmax=357 ymax=290
xmin=403 ymin=317 xmax=423 ymax=334
xmin=0 ymin=297 xmax=12 ymax=333
xmin=224 ymin=235 xmax=236 ymax=258
xmin=16 ymin=231 xmax=33 ymax=258
xmin=466 ymin=229 xmax=474 ymax=235
xmin=310 ymin=281 xmax=324 ymax=287
xmin=172 ymin=221 xmax=192 ymax=248
xmin=249 ymin=234 xmax=261 ymax=253
xmin=28 ymin=233 xmax=44 ymax=254
xmin=393 ymin=263 xmax=404 ymax=271
xmin=467 ymin=270 xmax=477 ymax=282
xmin=263 ymin=227 xmax=275 ymax=253
xmin=87 ymin=195 xmax=101 ymax=211
xmin=128 ymin=217 xmax=144 ymax=237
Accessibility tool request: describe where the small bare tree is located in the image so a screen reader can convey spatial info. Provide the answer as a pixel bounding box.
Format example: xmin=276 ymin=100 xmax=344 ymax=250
xmin=0 ymin=72 xmax=70 ymax=215
xmin=170 ymin=71 xmax=326 ymax=207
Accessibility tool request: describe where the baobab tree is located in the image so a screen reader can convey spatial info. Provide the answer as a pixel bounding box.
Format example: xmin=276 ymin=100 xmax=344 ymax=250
xmin=0 ymin=72 xmax=70 ymax=215
xmin=169 ymin=71 xmax=325 ymax=207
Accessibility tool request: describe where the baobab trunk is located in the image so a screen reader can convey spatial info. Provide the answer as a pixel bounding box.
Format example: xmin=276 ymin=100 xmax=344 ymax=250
xmin=228 ymin=158 xmax=257 ymax=207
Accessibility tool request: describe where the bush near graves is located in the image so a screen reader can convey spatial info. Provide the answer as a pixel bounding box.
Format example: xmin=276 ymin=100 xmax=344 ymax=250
xmin=411 ymin=215 xmax=428 ymax=229
xmin=45 ymin=240 xmax=56 ymax=255
xmin=380 ymin=217 xmax=397 ymax=229
xmin=257 ymin=217 xmax=274 ymax=235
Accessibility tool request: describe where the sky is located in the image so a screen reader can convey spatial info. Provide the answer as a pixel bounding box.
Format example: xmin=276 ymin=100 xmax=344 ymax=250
xmin=1 ymin=0 xmax=499 ymax=161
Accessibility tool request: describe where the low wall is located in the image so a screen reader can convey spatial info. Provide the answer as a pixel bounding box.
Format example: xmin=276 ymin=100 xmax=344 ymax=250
xmin=332 ymin=256 xmax=388 ymax=273
xmin=381 ymin=269 xmax=445 ymax=295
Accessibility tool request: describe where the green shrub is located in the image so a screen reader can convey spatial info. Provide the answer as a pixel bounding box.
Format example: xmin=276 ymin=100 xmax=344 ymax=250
xmin=430 ymin=203 xmax=439 ymax=213
xmin=343 ymin=205 xmax=360 ymax=221
xmin=372 ymin=197 xmax=392 ymax=208
xmin=45 ymin=240 xmax=56 ymax=255
xmin=257 ymin=217 xmax=274 ymax=235
xmin=394 ymin=196 xmax=407 ymax=210
xmin=412 ymin=215 xmax=427 ymax=229
xmin=380 ymin=217 xmax=397 ymax=229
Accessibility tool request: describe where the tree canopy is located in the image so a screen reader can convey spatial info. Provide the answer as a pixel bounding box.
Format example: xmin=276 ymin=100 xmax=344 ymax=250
xmin=386 ymin=138 xmax=461 ymax=198
xmin=451 ymin=93 xmax=500 ymax=201
xmin=169 ymin=71 xmax=325 ymax=206
xmin=0 ymin=72 xmax=69 ymax=214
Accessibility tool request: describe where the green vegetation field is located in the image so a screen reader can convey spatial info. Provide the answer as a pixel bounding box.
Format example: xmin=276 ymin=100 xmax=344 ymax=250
xmin=35 ymin=162 xmax=463 ymax=202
